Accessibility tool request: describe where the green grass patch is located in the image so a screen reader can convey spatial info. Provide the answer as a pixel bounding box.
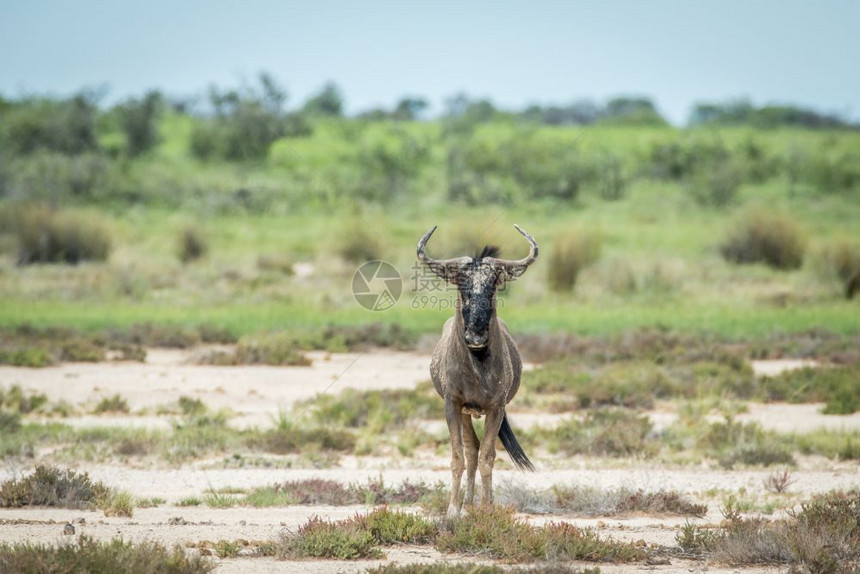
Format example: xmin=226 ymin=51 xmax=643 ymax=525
xmin=0 ymin=536 xmax=213 ymax=574
xmin=93 ymin=394 xmax=130 ymax=414
xmin=279 ymin=507 xmax=434 ymax=559
xmin=244 ymin=477 xmax=445 ymax=507
xmin=436 ymin=505 xmax=644 ymax=563
xmin=299 ymin=381 xmax=442 ymax=432
xmin=762 ymin=364 xmax=860 ymax=414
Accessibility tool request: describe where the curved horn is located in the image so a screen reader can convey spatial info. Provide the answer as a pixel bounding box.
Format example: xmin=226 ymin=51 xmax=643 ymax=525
xmin=417 ymin=225 xmax=470 ymax=284
xmin=485 ymin=224 xmax=539 ymax=278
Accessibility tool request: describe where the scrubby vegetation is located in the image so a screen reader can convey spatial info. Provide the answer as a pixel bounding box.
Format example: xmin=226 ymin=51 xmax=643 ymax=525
xmin=677 ymin=490 xmax=860 ymax=572
xmin=279 ymin=507 xmax=435 ymax=559
xmin=436 ymin=505 xmax=644 ymax=563
xmin=720 ymin=209 xmax=806 ymax=270
xmin=497 ymin=481 xmax=706 ymax=517
xmin=0 ymin=465 xmax=132 ymax=516
xmin=0 ymin=536 xmax=213 ymax=573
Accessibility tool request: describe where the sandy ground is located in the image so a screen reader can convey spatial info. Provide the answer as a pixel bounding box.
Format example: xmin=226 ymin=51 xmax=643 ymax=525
xmin=1 ymin=350 xmax=858 ymax=573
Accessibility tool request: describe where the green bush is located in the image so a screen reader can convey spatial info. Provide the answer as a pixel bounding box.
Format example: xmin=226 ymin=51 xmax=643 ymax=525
xmin=720 ymin=209 xmax=805 ymax=270
xmin=806 ymin=151 xmax=860 ymax=193
xmin=0 ymin=465 xmax=110 ymax=509
xmin=547 ymin=229 xmax=602 ymax=292
xmin=302 ymin=382 xmax=441 ymax=431
xmin=189 ymin=73 xmax=307 ymax=161
xmin=541 ymin=409 xmax=657 ymax=458
xmin=0 ymin=410 xmax=21 ymax=434
xmin=116 ymin=91 xmax=161 ymax=157
xmin=689 ymin=161 xmax=742 ymax=207
xmin=14 ymin=206 xmax=111 ymax=265
xmin=762 ymin=365 xmax=860 ymax=414
xmin=0 ymin=94 xmax=99 ymax=155
xmin=5 ymin=151 xmax=111 ymax=202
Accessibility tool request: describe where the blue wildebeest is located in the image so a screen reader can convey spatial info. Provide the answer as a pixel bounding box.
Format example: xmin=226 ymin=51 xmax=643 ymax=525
xmin=417 ymin=224 xmax=538 ymax=519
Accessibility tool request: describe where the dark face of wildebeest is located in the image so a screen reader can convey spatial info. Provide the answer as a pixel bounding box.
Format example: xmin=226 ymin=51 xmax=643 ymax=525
xmin=458 ymin=247 xmax=502 ymax=350
xmin=417 ymin=225 xmax=539 ymax=353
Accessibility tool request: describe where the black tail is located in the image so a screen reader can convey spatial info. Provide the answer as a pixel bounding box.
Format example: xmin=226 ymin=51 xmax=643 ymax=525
xmin=498 ymin=413 xmax=534 ymax=472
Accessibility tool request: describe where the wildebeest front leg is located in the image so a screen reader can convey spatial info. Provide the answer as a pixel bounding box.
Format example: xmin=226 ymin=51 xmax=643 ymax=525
xmin=478 ymin=408 xmax=504 ymax=506
xmin=445 ymin=398 xmax=465 ymax=519
xmin=461 ymin=412 xmax=479 ymax=507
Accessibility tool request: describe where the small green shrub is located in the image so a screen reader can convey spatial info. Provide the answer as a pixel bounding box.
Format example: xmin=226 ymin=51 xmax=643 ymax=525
xmin=280 ymin=516 xmax=381 ymax=559
xmin=0 ymin=346 xmax=53 ymax=367
xmin=675 ymin=521 xmax=718 ymax=553
xmin=253 ymin=423 xmax=356 ymax=454
xmin=0 ymin=385 xmax=48 ymax=414
xmin=720 ymin=210 xmax=805 ymax=270
xmin=93 ymin=394 xmax=130 ymax=414
xmin=547 ymin=229 xmax=602 ymax=292
xmin=0 ymin=465 xmax=110 ymax=509
xmin=61 ymin=338 xmax=105 ymax=362
xmin=359 ymin=507 xmax=436 ymax=544
xmin=436 ymin=505 xmax=643 ymax=562
xmin=0 ymin=410 xmax=22 ymax=434
xmin=0 ymin=536 xmax=214 ymax=574
xmin=689 ymin=161 xmax=742 ymax=207
xmin=14 ymin=206 xmax=111 ymax=265
xmin=116 ymin=91 xmax=161 ymax=157
xmin=109 ymin=323 xmax=202 ymax=348
xmin=762 ymin=365 xmax=860 ymax=414
xmin=178 ymin=225 xmax=208 ymax=263
xmin=302 ymin=382 xmax=441 ymax=431
xmin=99 ymin=489 xmax=135 ymax=517
xmin=229 ymin=333 xmax=311 ymax=366
xmin=542 ymin=409 xmax=656 ymax=458
xmin=177 ymin=396 xmax=206 ymax=416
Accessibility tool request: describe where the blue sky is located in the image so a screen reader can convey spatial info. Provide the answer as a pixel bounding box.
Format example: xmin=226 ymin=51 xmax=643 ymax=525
xmin=1 ymin=0 xmax=857 ymax=124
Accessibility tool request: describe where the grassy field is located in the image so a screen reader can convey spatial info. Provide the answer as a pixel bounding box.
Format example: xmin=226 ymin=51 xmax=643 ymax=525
xmin=1 ymin=106 xmax=859 ymax=344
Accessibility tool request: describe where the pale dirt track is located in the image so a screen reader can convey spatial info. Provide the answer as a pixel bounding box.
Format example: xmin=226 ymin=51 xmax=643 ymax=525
xmin=1 ymin=350 xmax=859 ymax=573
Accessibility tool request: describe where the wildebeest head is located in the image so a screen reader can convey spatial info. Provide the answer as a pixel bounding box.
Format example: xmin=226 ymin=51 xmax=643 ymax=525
xmin=417 ymin=225 xmax=539 ymax=351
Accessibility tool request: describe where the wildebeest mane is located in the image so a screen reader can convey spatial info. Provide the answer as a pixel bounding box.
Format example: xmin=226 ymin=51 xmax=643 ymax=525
xmin=475 ymin=245 xmax=500 ymax=260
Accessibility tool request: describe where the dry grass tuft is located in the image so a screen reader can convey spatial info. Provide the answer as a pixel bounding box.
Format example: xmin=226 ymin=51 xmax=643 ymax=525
xmin=547 ymin=229 xmax=602 ymax=292
xmin=720 ymin=209 xmax=805 ymax=270
xmin=763 ymin=469 xmax=795 ymax=494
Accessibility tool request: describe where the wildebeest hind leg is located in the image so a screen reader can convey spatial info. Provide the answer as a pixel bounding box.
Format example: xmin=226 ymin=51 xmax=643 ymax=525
xmin=478 ymin=408 xmax=504 ymax=506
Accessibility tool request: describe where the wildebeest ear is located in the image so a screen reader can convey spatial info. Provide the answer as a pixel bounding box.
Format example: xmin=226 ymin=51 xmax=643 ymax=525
xmin=425 ymin=260 xmax=468 ymax=285
xmin=497 ymin=263 xmax=531 ymax=281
